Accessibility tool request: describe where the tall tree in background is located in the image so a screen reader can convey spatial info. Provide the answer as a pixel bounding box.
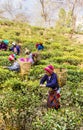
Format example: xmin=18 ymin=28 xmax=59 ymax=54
xmin=67 ymin=0 xmax=83 ymax=36
xmin=55 ymin=8 xmax=67 ymax=33
xmin=55 ymin=8 xmax=74 ymax=34
xmin=0 ymin=0 xmax=29 ymax=22
xmin=39 ymin=0 xmax=61 ymax=27
xmin=39 ymin=0 xmax=47 ymax=23
xmin=55 ymin=0 xmax=83 ymax=35
xmin=39 ymin=0 xmax=53 ymax=27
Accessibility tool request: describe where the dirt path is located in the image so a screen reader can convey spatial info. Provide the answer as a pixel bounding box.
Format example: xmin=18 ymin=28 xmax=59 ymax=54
xmin=64 ymin=33 xmax=83 ymax=44
xmin=72 ymin=34 xmax=83 ymax=44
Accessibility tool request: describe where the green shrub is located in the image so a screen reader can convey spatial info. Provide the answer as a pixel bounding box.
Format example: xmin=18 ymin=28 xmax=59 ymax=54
xmin=0 ymin=20 xmax=83 ymax=130
xmin=0 ymin=68 xmax=15 ymax=85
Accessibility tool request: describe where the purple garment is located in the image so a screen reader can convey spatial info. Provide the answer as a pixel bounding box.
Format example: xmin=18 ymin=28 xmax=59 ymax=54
xmin=40 ymin=72 xmax=59 ymax=90
xmin=19 ymin=57 xmax=34 ymax=64
xmin=0 ymin=43 xmax=8 ymax=51
xmin=19 ymin=58 xmax=26 ymax=62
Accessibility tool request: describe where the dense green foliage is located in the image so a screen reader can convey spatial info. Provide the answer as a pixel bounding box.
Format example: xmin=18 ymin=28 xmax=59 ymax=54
xmin=0 ymin=20 xmax=83 ymax=130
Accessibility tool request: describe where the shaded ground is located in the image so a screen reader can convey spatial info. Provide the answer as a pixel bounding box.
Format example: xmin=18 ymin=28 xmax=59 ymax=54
xmin=72 ymin=34 xmax=83 ymax=44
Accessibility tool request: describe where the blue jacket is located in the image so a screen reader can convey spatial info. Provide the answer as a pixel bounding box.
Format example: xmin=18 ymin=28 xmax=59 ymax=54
xmin=9 ymin=45 xmax=20 ymax=55
xmin=37 ymin=44 xmax=44 ymax=50
xmin=40 ymin=72 xmax=59 ymax=90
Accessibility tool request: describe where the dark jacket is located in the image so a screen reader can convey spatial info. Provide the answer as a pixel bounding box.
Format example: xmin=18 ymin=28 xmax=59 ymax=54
xmin=9 ymin=45 xmax=20 ymax=55
xmin=40 ymin=72 xmax=59 ymax=90
xmin=0 ymin=42 xmax=8 ymax=51
xmin=37 ymin=44 xmax=44 ymax=50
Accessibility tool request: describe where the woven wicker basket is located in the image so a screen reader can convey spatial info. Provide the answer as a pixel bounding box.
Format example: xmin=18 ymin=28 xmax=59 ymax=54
xmin=18 ymin=59 xmax=31 ymax=76
xmin=54 ymin=68 xmax=67 ymax=87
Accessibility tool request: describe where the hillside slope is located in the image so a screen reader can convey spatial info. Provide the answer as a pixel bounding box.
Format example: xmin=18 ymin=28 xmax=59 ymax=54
xmin=0 ymin=20 xmax=83 ymax=130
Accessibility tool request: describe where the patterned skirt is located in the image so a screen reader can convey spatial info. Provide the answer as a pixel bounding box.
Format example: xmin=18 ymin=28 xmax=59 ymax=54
xmin=47 ymin=89 xmax=60 ymax=109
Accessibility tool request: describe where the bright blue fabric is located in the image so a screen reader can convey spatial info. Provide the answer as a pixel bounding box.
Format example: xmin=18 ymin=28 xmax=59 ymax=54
xmin=3 ymin=40 xmax=9 ymax=45
xmin=37 ymin=45 xmax=44 ymax=50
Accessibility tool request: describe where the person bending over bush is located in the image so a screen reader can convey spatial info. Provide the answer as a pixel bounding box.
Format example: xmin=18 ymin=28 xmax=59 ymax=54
xmin=6 ymin=54 xmax=20 ymax=72
xmin=9 ymin=42 xmax=20 ymax=55
xmin=0 ymin=39 xmax=9 ymax=51
xmin=40 ymin=65 xmax=60 ymax=110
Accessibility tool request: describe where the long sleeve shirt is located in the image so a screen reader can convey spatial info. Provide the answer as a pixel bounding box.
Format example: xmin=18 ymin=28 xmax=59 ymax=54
xmin=8 ymin=61 xmax=20 ymax=72
xmin=40 ymin=72 xmax=59 ymax=90
xmin=38 ymin=45 xmax=44 ymax=50
xmin=0 ymin=43 xmax=8 ymax=51
xmin=9 ymin=45 xmax=20 ymax=55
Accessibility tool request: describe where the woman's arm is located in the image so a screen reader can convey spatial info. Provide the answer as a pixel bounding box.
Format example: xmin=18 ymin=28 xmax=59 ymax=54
xmin=40 ymin=74 xmax=47 ymax=84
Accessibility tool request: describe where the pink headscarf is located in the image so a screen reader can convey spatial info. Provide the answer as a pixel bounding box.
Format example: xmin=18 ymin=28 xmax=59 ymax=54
xmin=8 ymin=54 xmax=16 ymax=61
xmin=44 ymin=65 xmax=54 ymax=74
xmin=36 ymin=43 xmax=39 ymax=48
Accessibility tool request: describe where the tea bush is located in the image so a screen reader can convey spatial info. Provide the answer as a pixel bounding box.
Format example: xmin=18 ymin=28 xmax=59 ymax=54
xmin=0 ymin=20 xmax=83 ymax=130
xmin=0 ymin=68 xmax=15 ymax=85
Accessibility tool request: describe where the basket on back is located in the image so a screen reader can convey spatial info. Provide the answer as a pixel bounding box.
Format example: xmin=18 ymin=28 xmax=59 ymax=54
xmin=54 ymin=68 xmax=67 ymax=87
xmin=32 ymin=52 xmax=41 ymax=64
xmin=18 ymin=59 xmax=31 ymax=76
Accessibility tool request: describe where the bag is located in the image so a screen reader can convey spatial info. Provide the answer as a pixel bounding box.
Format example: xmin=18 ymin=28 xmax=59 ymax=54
xmin=32 ymin=52 xmax=41 ymax=63
xmin=18 ymin=59 xmax=31 ymax=76
xmin=54 ymin=68 xmax=67 ymax=87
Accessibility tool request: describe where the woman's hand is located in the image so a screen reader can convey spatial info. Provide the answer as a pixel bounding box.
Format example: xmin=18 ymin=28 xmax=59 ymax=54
xmin=40 ymin=84 xmax=46 ymax=87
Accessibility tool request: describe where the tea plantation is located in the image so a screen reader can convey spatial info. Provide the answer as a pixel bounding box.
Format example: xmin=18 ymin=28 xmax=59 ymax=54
xmin=0 ymin=20 xmax=83 ymax=130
